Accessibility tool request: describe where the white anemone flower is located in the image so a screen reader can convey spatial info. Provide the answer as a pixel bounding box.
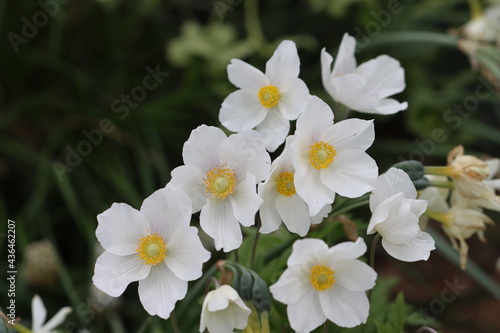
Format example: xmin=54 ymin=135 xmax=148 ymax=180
xmin=270 ymin=237 xmax=377 ymax=332
xmin=168 ymin=125 xmax=271 ymax=252
xmin=321 ymin=33 xmax=408 ymax=115
xmin=368 ymin=168 xmax=435 ymax=262
xmin=199 ymin=285 xmax=251 ymax=333
xmin=290 ymin=95 xmax=378 ymax=216
xmin=219 ymin=40 xmax=310 ymax=152
xmin=31 ymin=295 xmax=71 ymax=333
xmin=93 ymin=187 xmax=210 ymax=319
xmin=259 ymin=138 xmax=331 ymax=236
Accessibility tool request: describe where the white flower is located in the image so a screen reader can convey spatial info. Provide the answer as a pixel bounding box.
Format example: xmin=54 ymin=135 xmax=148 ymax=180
xmin=219 ymin=40 xmax=310 ymax=152
xmin=168 ymin=125 xmax=271 ymax=252
xmin=321 ymin=33 xmax=408 ymax=115
xmin=31 ymin=295 xmax=71 ymax=333
xmin=368 ymin=168 xmax=435 ymax=262
xmin=270 ymin=238 xmax=377 ymax=332
xmin=290 ymin=95 xmax=378 ymax=216
xmin=259 ymin=139 xmax=331 ymax=236
xmin=199 ymin=285 xmax=251 ymax=333
xmin=93 ymin=187 xmax=210 ymax=319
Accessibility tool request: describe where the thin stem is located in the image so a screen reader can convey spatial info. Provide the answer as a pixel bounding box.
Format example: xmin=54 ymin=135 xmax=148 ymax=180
xmin=331 ymin=199 xmax=369 ymax=217
xmin=323 ymin=321 xmax=329 ymax=333
xmin=468 ymin=0 xmax=483 ymax=19
xmin=370 ymin=233 xmax=381 ymax=270
xmin=424 ymin=209 xmax=452 ymax=227
xmin=424 ymin=166 xmax=459 ymax=177
xmin=416 ymin=327 xmax=438 ymax=333
xmin=244 ymin=0 xmax=266 ymax=54
xmin=170 ymin=311 xmax=181 ymax=333
xmin=428 ymin=178 xmax=455 ymax=189
xmin=205 ymin=276 xmax=221 ymax=295
xmin=250 ymin=218 xmax=261 ymax=269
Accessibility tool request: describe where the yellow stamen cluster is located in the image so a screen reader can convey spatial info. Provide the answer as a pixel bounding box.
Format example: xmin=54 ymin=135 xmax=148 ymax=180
xmin=204 ymin=166 xmax=237 ymax=200
xmin=136 ymin=233 xmax=167 ymax=265
xmin=276 ymin=172 xmax=296 ymax=197
xmin=308 ymin=141 xmax=336 ymax=169
xmin=258 ymin=85 xmax=280 ymax=108
xmin=310 ymin=265 xmax=335 ymax=291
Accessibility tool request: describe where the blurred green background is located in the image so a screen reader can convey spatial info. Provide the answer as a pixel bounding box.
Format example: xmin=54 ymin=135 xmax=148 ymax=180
xmin=1 ymin=0 xmax=500 ymax=332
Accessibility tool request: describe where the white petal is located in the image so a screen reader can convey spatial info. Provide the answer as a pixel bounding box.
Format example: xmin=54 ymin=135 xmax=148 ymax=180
xmin=327 ymin=237 xmax=367 ymax=260
xmin=277 ymin=78 xmax=309 ymax=120
xmin=321 ymin=48 xmax=335 ymax=97
xmin=332 ymin=33 xmax=357 ymax=76
xmin=93 ymin=251 xmax=150 ymax=297
xmin=229 ymin=173 xmax=262 ymax=227
xmin=40 ymin=307 xmax=72 ymax=332
xmin=219 ymin=130 xmax=271 ymax=183
xmin=183 ymin=125 xmax=225 ymax=173
xmin=295 ymin=166 xmax=336 ymax=216
xmin=355 ymin=55 xmax=405 ymax=99
xmin=321 ymin=118 xmax=374 ymax=152
xmin=381 ymin=230 xmax=435 ymax=262
xmin=320 ymin=149 xmax=377 ymax=198
xmin=138 ymin=263 xmax=187 ymax=319
xmin=287 ymin=289 xmax=326 ymax=333
xmin=275 ymin=194 xmax=312 ymax=236
xmin=327 ymin=74 xmax=380 ymax=110
xmin=200 ymin=199 xmax=242 ymax=252
xmin=265 ymin=40 xmax=300 ymax=86
xmin=140 ymin=187 xmax=192 ymax=240
xmin=168 ymin=165 xmax=207 ymax=213
xmin=269 ymin=265 xmax=310 ymax=306
xmin=287 ymin=238 xmax=329 ymax=267
xmin=332 ymin=259 xmax=376 ymax=292
xmin=228 ymin=58 xmax=269 ymax=89
xmin=360 ymin=98 xmax=407 ymax=115
xmin=320 ymin=285 xmax=370 ymax=328
xmin=294 ymin=96 xmax=334 ymax=145
xmin=311 ymin=204 xmax=333 ymax=224
xmin=256 ymin=107 xmax=290 ymax=152
xmin=96 ymin=203 xmax=149 ymax=256
xmin=164 ymin=226 xmax=210 ymax=281
xmin=219 ymin=89 xmax=268 ymax=131
xmin=370 ymin=168 xmax=417 ymax=210
xmin=258 ymin=182 xmax=282 ymax=234
xmin=32 ymin=295 xmax=47 ymax=332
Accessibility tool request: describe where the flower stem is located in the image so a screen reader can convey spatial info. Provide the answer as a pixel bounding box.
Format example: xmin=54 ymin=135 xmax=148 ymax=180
xmin=427 ymin=178 xmax=455 ymax=189
xmin=205 ymin=276 xmax=221 ymax=295
xmin=323 ymin=321 xmax=329 ymax=333
xmin=424 ymin=166 xmax=459 ymax=177
xmin=170 ymin=311 xmax=181 ymax=333
xmin=370 ymin=233 xmax=381 ymax=270
xmin=331 ymin=198 xmax=369 ymax=217
xmin=468 ymin=0 xmax=483 ymax=19
xmin=250 ymin=218 xmax=261 ymax=269
xmin=244 ymin=0 xmax=266 ymax=55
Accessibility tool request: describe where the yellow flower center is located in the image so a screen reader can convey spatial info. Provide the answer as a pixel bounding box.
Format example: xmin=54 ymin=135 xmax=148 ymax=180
xmin=308 ymin=141 xmax=336 ymax=169
xmin=310 ymin=265 xmax=335 ymax=291
xmin=204 ymin=166 xmax=237 ymax=200
xmin=136 ymin=233 xmax=167 ymax=265
xmin=276 ymin=172 xmax=296 ymax=197
xmin=258 ymin=85 xmax=280 ymax=108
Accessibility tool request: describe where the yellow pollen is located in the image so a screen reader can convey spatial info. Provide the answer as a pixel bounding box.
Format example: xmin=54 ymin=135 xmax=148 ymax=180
xmin=276 ymin=172 xmax=296 ymax=197
xmin=310 ymin=265 xmax=335 ymax=291
xmin=136 ymin=233 xmax=167 ymax=265
xmin=258 ymin=85 xmax=280 ymax=108
xmin=309 ymin=141 xmax=336 ymax=169
xmin=204 ymin=166 xmax=237 ymax=199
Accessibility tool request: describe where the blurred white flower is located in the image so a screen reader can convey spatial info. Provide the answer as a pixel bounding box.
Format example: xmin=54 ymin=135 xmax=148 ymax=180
xmin=259 ymin=139 xmax=331 ymax=236
xmin=31 ymin=295 xmax=71 ymax=333
xmin=219 ymin=40 xmax=310 ymax=152
xmin=168 ymin=125 xmax=271 ymax=252
xmin=368 ymin=168 xmax=435 ymax=262
xmin=321 ymin=33 xmax=408 ymax=115
xmin=199 ymin=285 xmax=251 ymax=333
xmin=93 ymin=187 xmax=210 ymax=319
xmin=270 ymin=237 xmax=377 ymax=332
xmin=290 ymin=95 xmax=377 ymax=216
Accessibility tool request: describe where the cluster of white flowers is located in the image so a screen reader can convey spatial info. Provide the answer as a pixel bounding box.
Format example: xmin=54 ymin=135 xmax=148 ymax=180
xmin=89 ymin=36 xmax=447 ymax=333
